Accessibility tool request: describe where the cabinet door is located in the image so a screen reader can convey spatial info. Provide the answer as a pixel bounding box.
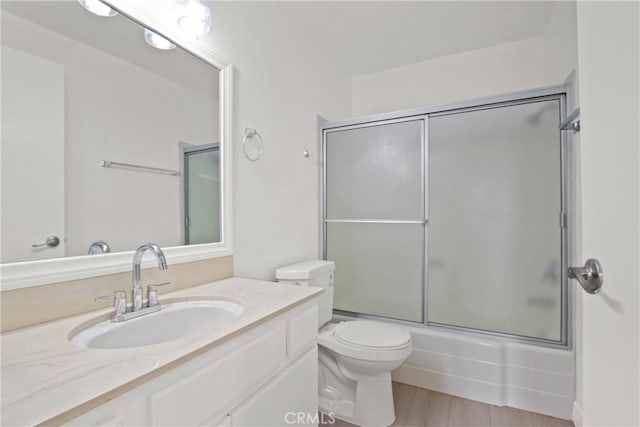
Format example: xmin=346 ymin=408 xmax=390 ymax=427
xmin=232 ymin=347 xmax=318 ymax=427
xmin=208 ymin=414 xmax=232 ymax=427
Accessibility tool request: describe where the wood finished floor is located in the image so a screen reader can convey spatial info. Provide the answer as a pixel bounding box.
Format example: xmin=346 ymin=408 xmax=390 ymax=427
xmin=323 ymin=382 xmax=574 ymax=427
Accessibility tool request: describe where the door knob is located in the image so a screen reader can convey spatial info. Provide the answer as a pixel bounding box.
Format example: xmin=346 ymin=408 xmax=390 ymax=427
xmin=32 ymin=235 xmax=60 ymax=249
xmin=568 ymin=258 xmax=603 ymax=294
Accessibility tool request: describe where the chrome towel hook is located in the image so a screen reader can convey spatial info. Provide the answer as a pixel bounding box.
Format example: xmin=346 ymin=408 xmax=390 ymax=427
xmin=568 ymin=258 xmax=603 ymax=294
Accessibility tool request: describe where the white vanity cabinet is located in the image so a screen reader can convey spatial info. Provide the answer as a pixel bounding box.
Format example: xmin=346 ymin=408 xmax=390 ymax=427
xmin=63 ymin=301 xmax=319 ymax=427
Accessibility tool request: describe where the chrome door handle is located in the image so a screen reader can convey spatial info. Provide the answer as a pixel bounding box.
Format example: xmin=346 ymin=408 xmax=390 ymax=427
xmin=568 ymin=258 xmax=603 ymax=294
xmin=32 ymin=235 xmax=60 ymax=248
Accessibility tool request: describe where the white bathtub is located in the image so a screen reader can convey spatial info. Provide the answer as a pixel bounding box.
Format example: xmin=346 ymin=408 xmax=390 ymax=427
xmin=334 ymin=315 xmax=574 ymax=420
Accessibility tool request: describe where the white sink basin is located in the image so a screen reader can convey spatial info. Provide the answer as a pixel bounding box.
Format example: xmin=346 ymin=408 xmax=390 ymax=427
xmin=69 ymin=299 xmax=243 ymax=349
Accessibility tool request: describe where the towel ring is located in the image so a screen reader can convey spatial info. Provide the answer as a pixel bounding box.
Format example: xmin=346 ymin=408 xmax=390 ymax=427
xmin=242 ymin=128 xmax=263 ymax=161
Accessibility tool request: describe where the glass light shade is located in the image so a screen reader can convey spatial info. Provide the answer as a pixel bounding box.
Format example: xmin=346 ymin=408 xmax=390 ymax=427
xmin=178 ymin=0 xmax=212 ymax=37
xmin=144 ymin=29 xmax=176 ymax=50
xmin=78 ymin=0 xmax=117 ymax=17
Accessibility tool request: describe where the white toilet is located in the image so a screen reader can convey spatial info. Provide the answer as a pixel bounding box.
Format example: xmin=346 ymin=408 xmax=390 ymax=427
xmin=276 ymin=260 xmax=412 ymax=427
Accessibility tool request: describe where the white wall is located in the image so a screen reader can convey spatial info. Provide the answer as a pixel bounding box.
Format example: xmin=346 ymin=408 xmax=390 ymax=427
xmin=574 ymin=2 xmax=639 ymax=425
xmin=351 ymin=36 xmax=547 ymax=116
xmin=107 ymin=1 xmax=354 ymax=279
xmin=352 ymin=1 xmax=579 ymax=117
xmin=1 ymin=12 xmax=218 ymax=256
xmin=542 ymin=2 xmax=578 ymax=89
xmin=201 ymin=3 xmax=353 ymax=279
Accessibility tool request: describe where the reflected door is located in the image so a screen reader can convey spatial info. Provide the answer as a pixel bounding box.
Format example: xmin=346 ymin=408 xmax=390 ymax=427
xmin=1 ymin=47 xmax=66 ymax=262
xmin=183 ymin=145 xmax=220 ymax=244
xmin=324 ymin=119 xmax=425 ymax=322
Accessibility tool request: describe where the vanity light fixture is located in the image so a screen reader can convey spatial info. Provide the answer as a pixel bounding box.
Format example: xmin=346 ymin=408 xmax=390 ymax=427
xmin=77 ymin=0 xmax=118 ymax=17
xmin=144 ymin=29 xmax=176 ymax=50
xmin=178 ymin=0 xmax=212 ymax=38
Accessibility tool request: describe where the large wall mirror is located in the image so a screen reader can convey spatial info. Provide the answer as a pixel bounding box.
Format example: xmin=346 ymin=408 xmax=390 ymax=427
xmin=1 ymin=1 xmax=232 ymax=287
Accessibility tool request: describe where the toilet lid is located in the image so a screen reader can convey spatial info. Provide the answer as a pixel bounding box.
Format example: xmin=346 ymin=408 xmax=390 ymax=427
xmin=333 ymin=320 xmax=411 ymax=349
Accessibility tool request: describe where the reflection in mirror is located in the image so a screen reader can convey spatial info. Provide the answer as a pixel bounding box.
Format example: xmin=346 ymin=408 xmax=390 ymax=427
xmin=0 ymin=1 xmax=221 ymax=264
xmin=182 ymin=143 xmax=220 ymax=244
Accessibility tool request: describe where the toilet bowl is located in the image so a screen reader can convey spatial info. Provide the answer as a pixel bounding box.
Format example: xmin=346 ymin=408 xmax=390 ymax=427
xmin=318 ymin=321 xmax=412 ymax=426
xmin=276 ymin=261 xmax=412 ymax=427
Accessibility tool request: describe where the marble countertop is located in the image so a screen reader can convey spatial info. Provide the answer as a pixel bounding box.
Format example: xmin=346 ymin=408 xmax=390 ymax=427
xmin=1 ymin=277 xmax=323 ymax=426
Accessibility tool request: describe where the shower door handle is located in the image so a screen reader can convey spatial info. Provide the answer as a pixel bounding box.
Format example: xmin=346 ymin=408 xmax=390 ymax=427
xmin=568 ymin=258 xmax=603 ymax=294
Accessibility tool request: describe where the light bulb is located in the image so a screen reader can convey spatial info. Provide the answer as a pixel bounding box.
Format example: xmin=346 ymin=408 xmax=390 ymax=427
xmin=178 ymin=0 xmax=212 ymax=37
xmin=144 ymin=29 xmax=176 ymax=50
xmin=78 ymin=0 xmax=118 ymax=17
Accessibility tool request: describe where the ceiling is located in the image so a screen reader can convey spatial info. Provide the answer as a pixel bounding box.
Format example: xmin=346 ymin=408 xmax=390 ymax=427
xmin=1 ymin=1 xmax=557 ymax=89
xmin=213 ymin=1 xmax=557 ymax=77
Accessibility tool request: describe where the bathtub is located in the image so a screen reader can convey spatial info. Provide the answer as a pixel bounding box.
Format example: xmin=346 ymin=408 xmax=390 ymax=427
xmin=334 ymin=315 xmax=574 ymax=419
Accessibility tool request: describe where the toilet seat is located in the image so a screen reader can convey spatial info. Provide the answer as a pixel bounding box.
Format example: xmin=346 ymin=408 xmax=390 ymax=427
xmin=333 ymin=320 xmax=411 ymax=350
xmin=319 ymin=321 xmax=412 ymax=362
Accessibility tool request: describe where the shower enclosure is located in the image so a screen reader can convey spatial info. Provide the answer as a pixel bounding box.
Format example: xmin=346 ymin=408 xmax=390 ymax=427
xmin=322 ymin=87 xmax=569 ymax=346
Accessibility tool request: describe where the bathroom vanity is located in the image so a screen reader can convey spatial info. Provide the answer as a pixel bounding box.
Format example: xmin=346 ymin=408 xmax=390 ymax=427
xmin=1 ymin=278 xmax=322 ymax=426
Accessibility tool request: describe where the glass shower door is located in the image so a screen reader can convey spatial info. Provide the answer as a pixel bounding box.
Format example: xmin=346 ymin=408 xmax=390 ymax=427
xmin=324 ymin=119 xmax=425 ymax=322
xmin=184 ymin=144 xmax=221 ymax=244
xmin=427 ymin=99 xmax=564 ymax=341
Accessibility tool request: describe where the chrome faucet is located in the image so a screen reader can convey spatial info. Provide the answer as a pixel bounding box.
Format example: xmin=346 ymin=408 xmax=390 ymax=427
xmin=132 ymin=243 xmax=168 ymax=311
xmin=94 ymin=242 xmax=170 ymax=322
xmin=88 ymin=240 xmax=111 ymax=254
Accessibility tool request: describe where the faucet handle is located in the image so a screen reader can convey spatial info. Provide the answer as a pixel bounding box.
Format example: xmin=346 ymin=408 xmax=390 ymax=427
xmin=95 ymin=290 xmax=126 ymax=301
xmin=148 ymin=281 xmax=171 ymax=291
xmin=95 ymin=291 xmax=127 ymax=316
xmin=147 ymin=282 xmax=171 ymax=307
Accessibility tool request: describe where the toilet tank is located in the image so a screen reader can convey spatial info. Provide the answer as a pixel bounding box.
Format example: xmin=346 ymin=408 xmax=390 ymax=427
xmin=275 ymin=260 xmax=335 ymax=327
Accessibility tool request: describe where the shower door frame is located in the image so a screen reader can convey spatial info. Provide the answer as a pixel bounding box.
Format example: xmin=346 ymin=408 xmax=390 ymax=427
xmin=321 ymin=85 xmax=572 ymax=349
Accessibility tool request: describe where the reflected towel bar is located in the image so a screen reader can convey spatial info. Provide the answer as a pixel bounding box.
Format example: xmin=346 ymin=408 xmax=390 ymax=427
xmin=100 ymin=160 xmax=180 ymax=176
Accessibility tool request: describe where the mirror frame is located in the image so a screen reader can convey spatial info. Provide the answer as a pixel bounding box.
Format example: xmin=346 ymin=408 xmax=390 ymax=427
xmin=0 ymin=0 xmax=233 ymax=290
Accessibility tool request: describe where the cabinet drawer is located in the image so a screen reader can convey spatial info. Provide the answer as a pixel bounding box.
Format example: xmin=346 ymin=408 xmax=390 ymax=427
xmin=151 ymin=323 xmax=286 ymax=426
xmin=63 ymin=399 xmax=147 ymax=426
xmin=64 ymin=414 xmax=123 ymax=427
xmin=287 ymin=304 xmax=318 ymax=358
